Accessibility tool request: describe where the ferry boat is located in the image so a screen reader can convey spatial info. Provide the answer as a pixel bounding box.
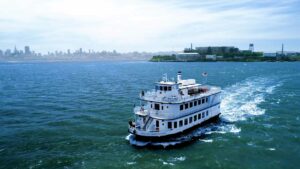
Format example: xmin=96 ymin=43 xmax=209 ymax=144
xmin=128 ymin=71 xmax=221 ymax=140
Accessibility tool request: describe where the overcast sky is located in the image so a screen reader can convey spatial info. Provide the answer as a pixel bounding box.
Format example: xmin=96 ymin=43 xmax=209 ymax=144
xmin=0 ymin=0 xmax=300 ymax=53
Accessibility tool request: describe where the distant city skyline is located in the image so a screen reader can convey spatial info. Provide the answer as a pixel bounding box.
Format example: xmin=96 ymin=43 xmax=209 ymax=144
xmin=0 ymin=0 xmax=300 ymax=53
xmin=0 ymin=42 xmax=297 ymax=58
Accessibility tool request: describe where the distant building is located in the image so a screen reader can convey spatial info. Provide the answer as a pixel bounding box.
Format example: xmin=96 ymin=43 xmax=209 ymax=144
xmin=24 ymin=46 xmax=30 ymax=55
xmin=195 ymin=46 xmax=239 ymax=54
xmin=216 ymin=55 xmax=223 ymax=59
xmin=5 ymin=49 xmax=11 ymax=56
xmin=276 ymin=51 xmax=299 ymax=57
xmin=263 ymin=53 xmax=277 ymax=57
xmin=205 ymin=54 xmax=217 ymax=60
xmin=13 ymin=46 xmax=19 ymax=55
xmin=176 ymin=53 xmax=201 ymax=61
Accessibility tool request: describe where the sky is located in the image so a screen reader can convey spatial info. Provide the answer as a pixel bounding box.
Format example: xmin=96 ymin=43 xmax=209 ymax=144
xmin=0 ymin=0 xmax=300 ymax=53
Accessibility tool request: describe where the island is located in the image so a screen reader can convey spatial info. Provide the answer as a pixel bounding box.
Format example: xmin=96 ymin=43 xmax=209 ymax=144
xmin=150 ymin=45 xmax=300 ymax=62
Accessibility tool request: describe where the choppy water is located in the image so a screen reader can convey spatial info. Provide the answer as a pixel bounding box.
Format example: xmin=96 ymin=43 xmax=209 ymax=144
xmin=0 ymin=61 xmax=300 ymax=168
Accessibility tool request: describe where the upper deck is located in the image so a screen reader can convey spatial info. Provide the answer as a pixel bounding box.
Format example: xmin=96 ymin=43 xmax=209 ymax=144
xmin=140 ymin=72 xmax=221 ymax=104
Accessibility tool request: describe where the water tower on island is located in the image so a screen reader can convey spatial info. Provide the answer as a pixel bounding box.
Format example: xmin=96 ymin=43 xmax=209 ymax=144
xmin=249 ymin=43 xmax=254 ymax=52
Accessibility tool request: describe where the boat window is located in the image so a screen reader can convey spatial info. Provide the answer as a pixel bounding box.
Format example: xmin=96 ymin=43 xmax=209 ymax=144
xmin=194 ymin=101 xmax=197 ymax=106
xmin=189 ymin=117 xmax=192 ymax=123
xmin=206 ymin=111 xmax=209 ymax=116
xmin=190 ymin=102 xmax=193 ymax=108
xmin=198 ymin=100 xmax=201 ymax=105
xmin=164 ymin=86 xmax=167 ymax=91
xmin=160 ymin=86 xmax=163 ymax=90
xmin=202 ymin=98 xmax=205 ymax=104
xmin=154 ymin=103 xmax=160 ymax=110
xmin=180 ymin=105 xmax=184 ymax=111
xmin=174 ymin=121 xmax=177 ymax=128
xmin=194 ymin=115 xmax=197 ymax=121
xmin=156 ymin=120 xmax=159 ymax=127
xmin=202 ymin=112 xmax=205 ymax=118
xmin=161 ymin=106 xmax=164 ymax=110
xmin=206 ymin=97 xmax=208 ymax=102
xmin=198 ymin=114 xmax=201 ymax=119
xmin=185 ymin=103 xmax=188 ymax=109
xmin=184 ymin=119 xmax=188 ymax=125
xmin=179 ymin=120 xmax=183 ymax=127
xmin=168 ymin=122 xmax=172 ymax=129
xmin=151 ymin=104 xmax=152 ymax=108
xmin=168 ymin=86 xmax=171 ymax=91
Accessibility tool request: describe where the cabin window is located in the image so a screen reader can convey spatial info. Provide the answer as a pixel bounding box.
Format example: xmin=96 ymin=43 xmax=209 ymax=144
xmin=179 ymin=120 xmax=183 ymax=127
xmin=161 ymin=106 xmax=164 ymax=110
xmin=160 ymin=86 xmax=163 ymax=90
xmin=194 ymin=115 xmax=197 ymax=121
xmin=185 ymin=103 xmax=189 ymax=109
xmin=184 ymin=119 xmax=188 ymax=125
xmin=156 ymin=120 xmax=159 ymax=127
xmin=168 ymin=86 xmax=171 ymax=91
xmin=202 ymin=98 xmax=205 ymax=104
xmin=202 ymin=112 xmax=205 ymax=118
xmin=194 ymin=101 xmax=197 ymax=106
xmin=198 ymin=114 xmax=201 ymax=119
xmin=198 ymin=100 xmax=201 ymax=105
xmin=189 ymin=117 xmax=192 ymax=123
xmin=190 ymin=102 xmax=193 ymax=108
xmin=154 ymin=103 xmax=160 ymax=110
xmin=180 ymin=105 xmax=184 ymax=111
xmin=168 ymin=122 xmax=172 ymax=129
xmin=174 ymin=121 xmax=177 ymax=128
xmin=206 ymin=97 xmax=208 ymax=103
xmin=164 ymin=86 xmax=167 ymax=91
xmin=206 ymin=111 xmax=209 ymax=116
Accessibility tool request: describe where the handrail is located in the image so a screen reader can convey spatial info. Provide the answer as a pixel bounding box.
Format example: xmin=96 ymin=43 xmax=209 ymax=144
xmin=141 ymin=88 xmax=221 ymax=103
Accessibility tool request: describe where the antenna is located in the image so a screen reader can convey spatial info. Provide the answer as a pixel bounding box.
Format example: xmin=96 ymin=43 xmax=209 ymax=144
xmin=162 ymin=73 xmax=168 ymax=82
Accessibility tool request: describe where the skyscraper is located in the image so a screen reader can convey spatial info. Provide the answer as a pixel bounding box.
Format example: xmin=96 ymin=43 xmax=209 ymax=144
xmin=24 ymin=46 xmax=30 ymax=55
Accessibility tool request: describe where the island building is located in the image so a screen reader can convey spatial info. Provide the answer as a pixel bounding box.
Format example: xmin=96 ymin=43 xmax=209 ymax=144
xmin=176 ymin=53 xmax=201 ymax=61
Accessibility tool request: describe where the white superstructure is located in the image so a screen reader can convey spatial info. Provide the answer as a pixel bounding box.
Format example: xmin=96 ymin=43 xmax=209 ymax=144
xmin=128 ymin=71 xmax=222 ymax=139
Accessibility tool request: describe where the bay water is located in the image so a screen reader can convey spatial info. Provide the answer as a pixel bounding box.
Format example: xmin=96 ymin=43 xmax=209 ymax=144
xmin=0 ymin=62 xmax=299 ymax=169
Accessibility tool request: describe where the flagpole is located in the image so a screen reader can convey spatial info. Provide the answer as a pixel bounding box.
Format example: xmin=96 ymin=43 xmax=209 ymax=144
xmin=202 ymin=72 xmax=208 ymax=85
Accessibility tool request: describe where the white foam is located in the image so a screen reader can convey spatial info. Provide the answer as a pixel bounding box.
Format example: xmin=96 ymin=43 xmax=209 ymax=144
xmin=221 ymin=77 xmax=280 ymax=123
xmin=163 ymin=162 xmax=174 ymax=166
xmin=199 ymin=139 xmax=213 ymax=143
xmin=267 ymin=148 xmax=276 ymax=151
xmin=159 ymin=159 xmax=175 ymax=166
xmin=171 ymin=157 xmax=186 ymax=162
xmin=127 ymin=162 xmax=136 ymax=165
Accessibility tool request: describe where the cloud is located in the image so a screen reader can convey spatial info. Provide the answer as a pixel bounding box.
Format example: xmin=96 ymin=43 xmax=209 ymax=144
xmin=0 ymin=0 xmax=299 ymax=53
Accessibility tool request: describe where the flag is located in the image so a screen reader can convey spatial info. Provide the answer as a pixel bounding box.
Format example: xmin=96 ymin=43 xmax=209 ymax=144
xmin=202 ymin=72 xmax=208 ymax=77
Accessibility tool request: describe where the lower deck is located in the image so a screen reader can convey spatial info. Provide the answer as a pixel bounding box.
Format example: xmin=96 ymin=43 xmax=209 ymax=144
xmin=132 ymin=113 xmax=220 ymax=141
xmin=129 ymin=103 xmax=220 ymax=138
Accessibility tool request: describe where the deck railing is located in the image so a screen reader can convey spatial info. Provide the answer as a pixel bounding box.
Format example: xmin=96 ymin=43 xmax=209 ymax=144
xmin=140 ymin=86 xmax=220 ymax=103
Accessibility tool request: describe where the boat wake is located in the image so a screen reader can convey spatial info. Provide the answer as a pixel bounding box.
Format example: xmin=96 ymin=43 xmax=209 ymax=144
xmin=126 ymin=76 xmax=281 ymax=148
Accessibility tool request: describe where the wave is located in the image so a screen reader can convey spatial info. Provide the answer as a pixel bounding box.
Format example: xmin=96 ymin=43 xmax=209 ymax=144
xmin=220 ymin=77 xmax=281 ymax=122
xmin=126 ymin=76 xmax=281 ymax=148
